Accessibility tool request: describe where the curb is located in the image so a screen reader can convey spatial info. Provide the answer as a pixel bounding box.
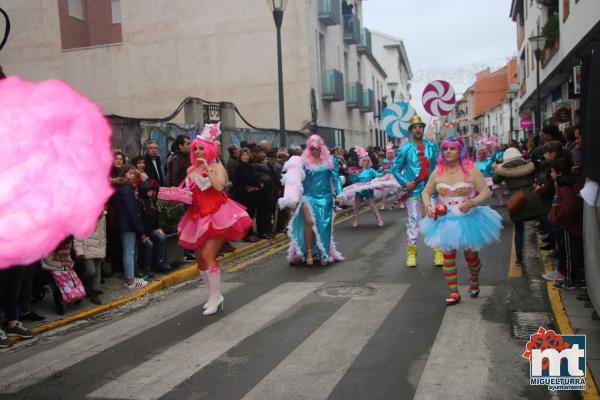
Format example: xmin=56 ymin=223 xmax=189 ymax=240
xmin=31 ymin=207 xmax=356 ymax=335
xmin=537 ymin=232 xmax=600 ymax=399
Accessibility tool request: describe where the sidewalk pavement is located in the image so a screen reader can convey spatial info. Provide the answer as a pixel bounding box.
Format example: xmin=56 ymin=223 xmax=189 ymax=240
xmin=23 ymin=206 xmax=356 ymax=335
xmin=536 ymin=231 xmax=600 ymax=400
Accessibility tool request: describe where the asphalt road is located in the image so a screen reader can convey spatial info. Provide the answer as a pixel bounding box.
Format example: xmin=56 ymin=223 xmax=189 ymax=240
xmin=0 ymin=205 xmax=581 ymax=399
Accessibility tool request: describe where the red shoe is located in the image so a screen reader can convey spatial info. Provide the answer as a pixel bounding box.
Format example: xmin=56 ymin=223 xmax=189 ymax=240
xmin=445 ymin=295 xmax=461 ymax=306
xmin=469 ymin=286 xmax=480 ymax=298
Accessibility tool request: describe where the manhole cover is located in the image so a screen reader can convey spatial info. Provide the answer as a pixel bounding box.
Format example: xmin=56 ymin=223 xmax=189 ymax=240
xmin=316 ymin=284 xmax=377 ymax=298
xmin=511 ymin=311 xmax=553 ymax=340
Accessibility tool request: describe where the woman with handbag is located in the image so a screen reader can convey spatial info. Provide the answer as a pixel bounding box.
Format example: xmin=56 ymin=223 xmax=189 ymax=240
xmin=493 ymin=147 xmax=547 ymax=267
xmin=178 ymin=123 xmax=253 ymax=315
xmin=421 ymin=138 xmax=502 ymax=306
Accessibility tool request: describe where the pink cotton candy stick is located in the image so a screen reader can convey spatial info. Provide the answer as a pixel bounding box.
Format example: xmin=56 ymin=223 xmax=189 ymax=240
xmin=0 ymin=77 xmax=113 ymax=269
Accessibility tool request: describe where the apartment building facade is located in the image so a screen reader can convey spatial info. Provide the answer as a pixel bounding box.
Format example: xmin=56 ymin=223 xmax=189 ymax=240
xmin=1 ymin=0 xmax=413 ymax=149
xmin=510 ymin=0 xmax=600 ymax=132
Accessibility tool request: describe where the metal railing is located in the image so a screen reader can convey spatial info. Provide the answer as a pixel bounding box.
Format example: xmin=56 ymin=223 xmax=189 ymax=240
xmin=343 ymin=14 xmax=360 ymax=44
xmin=322 ymin=69 xmax=345 ymax=102
xmin=346 ymin=82 xmax=364 ymax=109
xmin=357 ymin=28 xmax=372 ymax=55
xmin=360 ymin=89 xmax=374 ymax=113
xmin=318 ymin=0 xmax=341 ymax=26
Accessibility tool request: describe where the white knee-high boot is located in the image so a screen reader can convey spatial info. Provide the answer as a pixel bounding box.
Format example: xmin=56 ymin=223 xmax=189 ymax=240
xmin=203 ymin=266 xmax=224 ymax=316
xmin=199 ymin=270 xmax=210 ymax=309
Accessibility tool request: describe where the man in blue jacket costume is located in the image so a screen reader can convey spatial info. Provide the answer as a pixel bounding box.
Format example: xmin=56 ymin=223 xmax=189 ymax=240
xmin=390 ymin=115 xmax=443 ymax=267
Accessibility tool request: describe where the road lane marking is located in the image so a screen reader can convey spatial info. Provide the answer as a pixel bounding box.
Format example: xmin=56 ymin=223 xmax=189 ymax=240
xmin=89 ymin=282 xmax=322 ymax=400
xmin=242 ymin=284 xmax=409 ymax=400
xmin=414 ymin=286 xmax=494 ymax=400
xmin=0 ymin=283 xmax=242 ymax=393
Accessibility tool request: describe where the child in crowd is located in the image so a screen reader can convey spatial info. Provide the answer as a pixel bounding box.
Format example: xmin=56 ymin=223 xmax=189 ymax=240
xmin=114 ymin=164 xmax=149 ymax=289
xmin=138 ymin=181 xmax=172 ymax=278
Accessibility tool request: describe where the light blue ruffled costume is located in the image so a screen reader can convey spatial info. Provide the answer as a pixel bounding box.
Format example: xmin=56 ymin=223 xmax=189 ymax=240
xmin=389 ymin=140 xmax=439 ymax=199
xmin=422 ymin=182 xmax=502 ymax=252
xmin=350 ymin=168 xmax=385 ymax=200
xmin=286 ymin=157 xmax=344 ymax=263
xmin=475 ymin=158 xmax=493 ymax=178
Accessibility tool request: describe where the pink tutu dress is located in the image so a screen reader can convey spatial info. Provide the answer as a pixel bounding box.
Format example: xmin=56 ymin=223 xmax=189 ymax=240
xmin=178 ymin=174 xmax=253 ymax=250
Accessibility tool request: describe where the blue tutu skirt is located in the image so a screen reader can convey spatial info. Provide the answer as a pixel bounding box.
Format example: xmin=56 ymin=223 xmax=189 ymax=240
xmin=421 ymin=206 xmax=503 ymax=252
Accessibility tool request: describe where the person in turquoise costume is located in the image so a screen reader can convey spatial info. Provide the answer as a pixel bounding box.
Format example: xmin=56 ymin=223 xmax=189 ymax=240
xmin=490 ymin=145 xmax=506 ymax=206
xmin=390 ymin=115 xmax=444 ymax=268
xmin=475 ymin=149 xmax=494 ymax=188
xmin=348 ymin=146 xmax=385 ymax=227
xmin=278 ymin=134 xmax=344 ymax=266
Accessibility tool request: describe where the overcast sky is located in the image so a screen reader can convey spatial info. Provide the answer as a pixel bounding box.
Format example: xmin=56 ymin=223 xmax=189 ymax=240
xmin=363 ymin=0 xmax=517 ymax=123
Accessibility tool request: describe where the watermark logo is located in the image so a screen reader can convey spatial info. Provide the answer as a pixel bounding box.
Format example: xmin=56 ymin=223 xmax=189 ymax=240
xmin=522 ymin=326 xmax=586 ymax=391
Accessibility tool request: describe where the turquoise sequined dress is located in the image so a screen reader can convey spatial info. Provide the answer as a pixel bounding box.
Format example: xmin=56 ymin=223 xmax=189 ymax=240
xmin=287 ymin=157 xmax=344 ymax=263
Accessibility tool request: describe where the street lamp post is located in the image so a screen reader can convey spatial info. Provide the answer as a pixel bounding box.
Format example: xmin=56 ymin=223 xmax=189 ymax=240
xmin=267 ymin=0 xmax=288 ymax=148
xmin=529 ymin=35 xmax=546 ymax=136
xmin=387 ymin=81 xmax=398 ymax=103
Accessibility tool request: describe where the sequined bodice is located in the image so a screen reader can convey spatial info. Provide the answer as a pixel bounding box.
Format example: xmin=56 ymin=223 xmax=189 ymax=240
xmin=436 ymin=182 xmax=475 ymax=215
xmin=303 ymin=166 xmax=334 ymax=197
xmin=189 ymin=173 xmax=227 ymax=217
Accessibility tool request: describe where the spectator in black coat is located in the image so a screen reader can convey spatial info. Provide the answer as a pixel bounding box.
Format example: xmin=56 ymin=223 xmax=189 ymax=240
xmin=144 ymin=140 xmax=165 ymax=186
xmin=167 ymin=135 xmax=191 ymax=187
xmin=235 ymin=148 xmax=262 ymax=242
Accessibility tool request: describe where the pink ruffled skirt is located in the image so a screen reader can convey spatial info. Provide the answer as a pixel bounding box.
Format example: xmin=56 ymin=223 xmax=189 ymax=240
xmin=178 ymin=199 xmax=253 ymax=250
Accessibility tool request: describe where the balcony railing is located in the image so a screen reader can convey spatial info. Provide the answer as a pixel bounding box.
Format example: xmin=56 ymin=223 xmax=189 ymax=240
xmin=360 ymin=89 xmax=374 ymax=113
xmin=318 ymin=0 xmax=341 ymax=26
xmin=346 ymin=82 xmax=364 ymax=109
xmin=357 ymin=28 xmax=372 ymax=55
xmin=322 ymin=69 xmax=345 ymax=102
xmin=343 ymin=15 xmax=360 ymax=44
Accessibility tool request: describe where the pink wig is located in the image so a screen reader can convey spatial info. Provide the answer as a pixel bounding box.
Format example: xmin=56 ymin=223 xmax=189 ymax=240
xmin=190 ymin=138 xmax=218 ymax=166
xmin=355 ymin=146 xmax=372 ymax=167
xmin=302 ymin=134 xmax=332 ymax=169
xmin=476 ymin=149 xmax=490 ymax=160
xmin=0 ymin=77 xmax=113 ymax=269
xmin=437 ymin=138 xmax=474 ymax=178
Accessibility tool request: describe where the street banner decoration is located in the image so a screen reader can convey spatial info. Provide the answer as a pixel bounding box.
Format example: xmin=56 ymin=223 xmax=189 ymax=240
xmin=422 ymin=80 xmax=456 ymax=117
xmin=0 ymin=76 xmax=114 ymax=269
xmin=381 ymin=101 xmax=416 ymax=138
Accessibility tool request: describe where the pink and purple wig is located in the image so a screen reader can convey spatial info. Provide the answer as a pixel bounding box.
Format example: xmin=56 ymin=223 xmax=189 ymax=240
xmin=437 ymin=138 xmax=474 ymax=178
xmin=190 ymin=137 xmax=218 ymax=166
xmin=302 ymin=134 xmax=332 ymax=169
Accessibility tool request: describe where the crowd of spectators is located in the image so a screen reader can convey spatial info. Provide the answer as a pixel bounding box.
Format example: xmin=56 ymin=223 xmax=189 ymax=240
xmin=493 ymin=124 xmax=586 ymax=297
xmin=1 ymin=126 xmax=585 ymax=348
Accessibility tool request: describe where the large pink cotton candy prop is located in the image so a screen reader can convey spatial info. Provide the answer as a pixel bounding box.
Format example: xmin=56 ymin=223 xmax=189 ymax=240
xmin=0 ymin=77 xmax=113 ymax=269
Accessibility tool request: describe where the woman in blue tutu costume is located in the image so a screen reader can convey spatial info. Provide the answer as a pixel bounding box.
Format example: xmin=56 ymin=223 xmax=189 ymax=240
xmin=279 ymin=135 xmax=345 ymax=266
xmin=347 ymin=146 xmax=385 ymax=227
xmin=421 ymin=138 xmax=502 ymax=306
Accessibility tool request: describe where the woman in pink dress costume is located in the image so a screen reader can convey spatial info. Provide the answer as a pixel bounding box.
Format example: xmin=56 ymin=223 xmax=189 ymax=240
xmin=421 ymin=138 xmax=502 ymax=306
xmin=178 ymin=123 xmax=253 ymax=315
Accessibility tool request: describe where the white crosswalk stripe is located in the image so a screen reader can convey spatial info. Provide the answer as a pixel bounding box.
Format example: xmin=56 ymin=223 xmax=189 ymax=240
xmin=0 ymin=282 xmax=242 ymax=394
xmin=242 ymin=283 xmax=409 ymax=400
xmin=89 ymin=281 xmax=322 ymax=400
xmin=0 ymin=282 xmax=503 ymax=400
xmin=414 ymin=286 xmax=494 ymax=400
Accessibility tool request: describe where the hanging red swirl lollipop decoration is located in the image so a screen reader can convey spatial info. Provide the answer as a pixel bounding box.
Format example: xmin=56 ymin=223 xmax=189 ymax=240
xmin=422 ymin=80 xmax=456 ymax=117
